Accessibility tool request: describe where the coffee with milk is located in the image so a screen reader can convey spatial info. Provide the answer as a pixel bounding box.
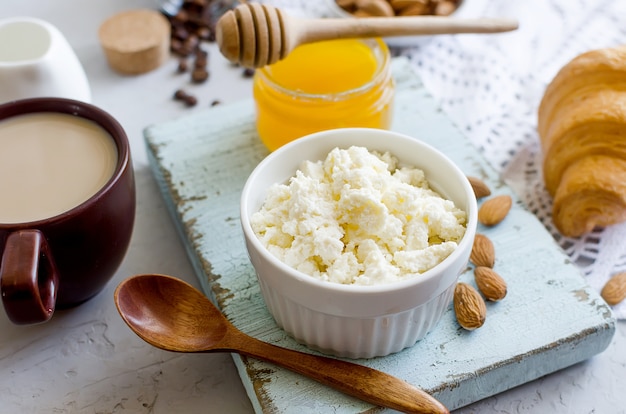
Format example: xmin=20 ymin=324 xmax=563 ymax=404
xmin=0 ymin=112 xmax=118 ymax=223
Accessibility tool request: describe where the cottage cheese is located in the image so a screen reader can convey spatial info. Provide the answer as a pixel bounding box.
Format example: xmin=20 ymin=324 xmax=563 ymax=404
xmin=251 ymin=146 xmax=467 ymax=286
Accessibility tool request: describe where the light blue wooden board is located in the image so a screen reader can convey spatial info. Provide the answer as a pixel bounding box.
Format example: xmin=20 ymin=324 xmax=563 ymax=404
xmin=144 ymin=58 xmax=615 ymax=412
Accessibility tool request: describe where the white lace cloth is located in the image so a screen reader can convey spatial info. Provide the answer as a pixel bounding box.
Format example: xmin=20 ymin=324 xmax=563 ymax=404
xmin=263 ymin=0 xmax=626 ymax=319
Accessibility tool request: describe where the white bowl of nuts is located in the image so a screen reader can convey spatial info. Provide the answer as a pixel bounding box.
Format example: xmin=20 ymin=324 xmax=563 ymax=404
xmin=240 ymin=128 xmax=478 ymax=358
xmin=324 ymin=0 xmax=468 ymax=47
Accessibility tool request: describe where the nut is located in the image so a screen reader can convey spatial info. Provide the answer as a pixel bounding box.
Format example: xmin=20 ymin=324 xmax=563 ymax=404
xmin=434 ymin=0 xmax=457 ymax=15
xmin=337 ymin=0 xmax=460 ymax=17
xmin=454 ymin=282 xmax=487 ymax=330
xmin=389 ymin=0 xmax=428 ymax=13
xmin=478 ymin=195 xmax=512 ymax=226
xmin=355 ymin=0 xmax=395 ymax=16
xmin=467 ymin=176 xmax=491 ymax=199
xmin=397 ymin=2 xmax=431 ymax=15
xmin=474 ymin=266 xmax=507 ymax=301
xmin=470 ymin=233 xmax=495 ymax=268
xmin=600 ymin=272 xmax=626 ymax=306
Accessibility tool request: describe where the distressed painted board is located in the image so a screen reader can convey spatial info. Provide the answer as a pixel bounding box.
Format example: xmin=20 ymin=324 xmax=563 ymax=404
xmin=144 ymin=58 xmax=615 ymax=413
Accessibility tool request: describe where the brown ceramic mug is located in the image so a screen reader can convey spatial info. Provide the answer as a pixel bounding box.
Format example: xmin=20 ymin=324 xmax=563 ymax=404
xmin=0 ymin=98 xmax=135 ymax=325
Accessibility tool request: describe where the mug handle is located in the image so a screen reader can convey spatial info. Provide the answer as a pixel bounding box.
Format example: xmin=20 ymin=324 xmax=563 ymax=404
xmin=0 ymin=229 xmax=59 ymax=324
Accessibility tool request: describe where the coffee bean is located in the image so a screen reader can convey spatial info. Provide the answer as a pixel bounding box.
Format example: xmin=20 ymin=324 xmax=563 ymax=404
xmin=173 ymin=26 xmax=190 ymax=41
xmin=177 ymin=58 xmax=189 ymax=73
xmin=165 ymin=1 xmax=237 ymax=108
xmin=173 ymin=10 xmax=189 ymax=23
xmin=173 ymin=89 xmax=188 ymax=100
xmin=196 ymin=26 xmax=211 ymax=40
xmin=194 ymin=56 xmax=207 ymax=68
xmin=184 ymin=34 xmax=199 ymax=51
xmin=170 ymin=38 xmax=183 ymax=53
xmin=191 ymin=68 xmax=209 ymax=83
xmin=166 ymin=0 xmax=230 ymax=54
xmin=177 ymin=44 xmax=194 ymax=57
xmin=184 ymin=95 xmax=198 ymax=107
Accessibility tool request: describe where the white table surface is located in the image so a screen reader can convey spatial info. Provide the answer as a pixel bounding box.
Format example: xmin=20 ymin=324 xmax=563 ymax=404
xmin=1 ymin=1 xmax=625 ymax=413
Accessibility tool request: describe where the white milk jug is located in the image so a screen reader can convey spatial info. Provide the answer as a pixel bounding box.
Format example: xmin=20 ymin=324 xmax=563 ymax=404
xmin=0 ymin=17 xmax=91 ymax=104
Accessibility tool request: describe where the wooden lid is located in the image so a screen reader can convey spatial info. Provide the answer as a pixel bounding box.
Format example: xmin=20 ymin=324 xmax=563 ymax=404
xmin=98 ymin=9 xmax=170 ymax=75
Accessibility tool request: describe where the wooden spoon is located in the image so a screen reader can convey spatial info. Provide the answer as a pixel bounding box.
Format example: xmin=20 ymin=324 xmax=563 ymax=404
xmin=114 ymin=273 xmax=449 ymax=414
xmin=215 ymin=3 xmax=518 ymax=68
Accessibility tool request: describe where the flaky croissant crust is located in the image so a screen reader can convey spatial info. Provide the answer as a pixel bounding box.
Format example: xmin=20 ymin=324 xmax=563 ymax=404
xmin=538 ymin=46 xmax=626 ymax=140
xmin=538 ymin=45 xmax=626 ymax=237
xmin=552 ymin=155 xmax=626 ymax=237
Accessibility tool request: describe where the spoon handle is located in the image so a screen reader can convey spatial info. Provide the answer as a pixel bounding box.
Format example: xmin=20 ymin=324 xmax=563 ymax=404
xmin=293 ymin=16 xmax=519 ymax=45
xmin=230 ymin=332 xmax=448 ymax=414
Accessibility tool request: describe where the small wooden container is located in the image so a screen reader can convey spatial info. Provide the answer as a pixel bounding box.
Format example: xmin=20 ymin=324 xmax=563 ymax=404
xmin=98 ymin=9 xmax=170 ymax=75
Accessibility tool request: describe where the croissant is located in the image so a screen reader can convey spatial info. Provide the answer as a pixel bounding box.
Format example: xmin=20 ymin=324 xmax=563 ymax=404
xmin=537 ymin=45 xmax=626 ymax=237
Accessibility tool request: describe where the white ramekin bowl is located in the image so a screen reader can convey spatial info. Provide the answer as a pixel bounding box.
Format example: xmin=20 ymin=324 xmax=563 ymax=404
xmin=240 ymin=128 xmax=478 ymax=359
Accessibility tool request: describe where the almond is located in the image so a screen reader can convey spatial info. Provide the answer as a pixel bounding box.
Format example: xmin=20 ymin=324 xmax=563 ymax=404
xmin=453 ymin=282 xmax=487 ymax=330
xmin=478 ymin=195 xmax=512 ymax=226
xmin=470 ymin=233 xmax=495 ymax=268
xmin=474 ymin=266 xmax=507 ymax=301
xmin=434 ymin=0 xmax=457 ymax=15
xmin=389 ymin=0 xmax=428 ymax=13
xmin=467 ymin=176 xmax=491 ymax=199
xmin=396 ymin=2 xmax=431 ymax=15
xmin=355 ymin=0 xmax=395 ymax=16
xmin=600 ymin=272 xmax=626 ymax=306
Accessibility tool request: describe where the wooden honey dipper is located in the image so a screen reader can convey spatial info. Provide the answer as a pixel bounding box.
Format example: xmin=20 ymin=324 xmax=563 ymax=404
xmin=215 ymin=3 xmax=518 ymax=68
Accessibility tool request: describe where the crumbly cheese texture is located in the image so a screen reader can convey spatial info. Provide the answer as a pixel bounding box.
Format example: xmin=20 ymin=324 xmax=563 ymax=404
xmin=251 ymin=146 xmax=467 ymax=286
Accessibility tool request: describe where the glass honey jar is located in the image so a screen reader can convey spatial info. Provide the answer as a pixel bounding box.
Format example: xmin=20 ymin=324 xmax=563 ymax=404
xmin=252 ymin=37 xmax=395 ymax=151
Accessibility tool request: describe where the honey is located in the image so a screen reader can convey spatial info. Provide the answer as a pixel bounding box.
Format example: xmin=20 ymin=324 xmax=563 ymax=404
xmin=253 ymin=37 xmax=394 ymax=151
